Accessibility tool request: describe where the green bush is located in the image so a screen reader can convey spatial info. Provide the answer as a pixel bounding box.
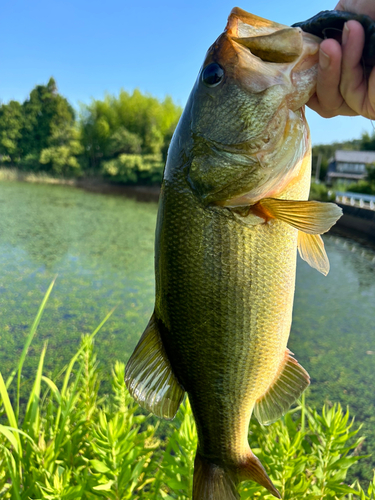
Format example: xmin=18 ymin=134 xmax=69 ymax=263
xmin=0 ymin=83 xmax=181 ymax=183
xmin=102 ymin=153 xmax=164 ymax=185
xmin=0 ymin=281 xmax=373 ymax=499
xmin=347 ymin=180 xmax=375 ymax=196
xmin=309 ymin=182 xmax=334 ymax=202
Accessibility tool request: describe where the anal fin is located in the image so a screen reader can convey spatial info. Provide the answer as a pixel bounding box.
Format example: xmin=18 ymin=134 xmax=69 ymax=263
xmin=298 ymin=232 xmax=330 ymax=276
xmin=254 ymin=350 xmax=310 ymax=425
xmin=125 ymin=313 xmax=184 ymax=420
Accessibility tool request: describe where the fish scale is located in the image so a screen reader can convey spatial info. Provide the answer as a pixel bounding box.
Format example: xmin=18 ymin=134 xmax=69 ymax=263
xmin=156 ymin=183 xmax=298 ymax=461
xmin=125 ymin=7 xmax=343 ymax=499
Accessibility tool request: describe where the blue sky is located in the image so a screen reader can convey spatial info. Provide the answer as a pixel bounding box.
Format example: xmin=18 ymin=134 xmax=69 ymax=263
xmin=1 ymin=0 xmax=374 ymax=145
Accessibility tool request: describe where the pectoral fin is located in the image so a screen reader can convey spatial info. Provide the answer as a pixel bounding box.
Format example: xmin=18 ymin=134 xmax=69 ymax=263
xmin=255 ymin=198 xmax=342 ymax=234
xmin=254 ymin=350 xmax=310 ymax=425
xmin=298 ymin=232 xmax=330 ymax=276
xmin=125 ymin=313 xmax=184 ymax=420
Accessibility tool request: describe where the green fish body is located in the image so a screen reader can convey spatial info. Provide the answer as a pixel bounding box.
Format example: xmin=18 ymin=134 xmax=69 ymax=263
xmin=126 ymin=8 xmax=342 ymax=499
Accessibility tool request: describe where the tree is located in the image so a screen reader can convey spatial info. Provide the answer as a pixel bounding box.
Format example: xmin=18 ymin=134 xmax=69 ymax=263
xmin=38 ymin=87 xmax=83 ymax=175
xmin=0 ymin=100 xmax=23 ymax=164
xmin=19 ymin=77 xmax=77 ymax=170
xmin=79 ymin=89 xmax=181 ymax=181
xmin=360 ymin=131 xmax=375 ymax=151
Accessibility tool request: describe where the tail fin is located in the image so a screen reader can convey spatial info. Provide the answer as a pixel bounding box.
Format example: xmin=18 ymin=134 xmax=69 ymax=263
xmin=193 ymin=452 xmax=280 ymax=500
xmin=193 ymin=453 xmax=239 ymax=500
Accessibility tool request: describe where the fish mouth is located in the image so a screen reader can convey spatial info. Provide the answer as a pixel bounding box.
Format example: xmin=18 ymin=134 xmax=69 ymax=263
xmin=215 ymin=7 xmax=321 ymax=106
xmin=228 ymin=7 xmax=304 ymax=64
xmin=231 ymin=28 xmax=303 ymax=64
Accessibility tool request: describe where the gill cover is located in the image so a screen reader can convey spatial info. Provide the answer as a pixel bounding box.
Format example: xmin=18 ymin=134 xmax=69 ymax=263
xmin=188 ymin=7 xmax=320 ymax=206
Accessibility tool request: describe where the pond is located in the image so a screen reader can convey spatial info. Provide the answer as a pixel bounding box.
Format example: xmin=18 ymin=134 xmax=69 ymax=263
xmin=0 ymin=180 xmax=374 ymax=480
xmin=0 ymin=181 xmax=157 ymax=379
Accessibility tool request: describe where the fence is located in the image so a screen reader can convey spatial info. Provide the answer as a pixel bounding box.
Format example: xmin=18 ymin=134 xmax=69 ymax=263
xmin=335 ymin=191 xmax=375 ymax=210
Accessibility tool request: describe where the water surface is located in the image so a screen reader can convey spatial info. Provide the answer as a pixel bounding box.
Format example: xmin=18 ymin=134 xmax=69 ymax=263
xmin=0 ymin=181 xmax=157 ymax=381
xmin=0 ymin=180 xmax=374 ymax=478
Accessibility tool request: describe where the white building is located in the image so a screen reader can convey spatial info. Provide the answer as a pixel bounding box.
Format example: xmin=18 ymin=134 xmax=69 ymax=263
xmin=326 ymin=150 xmax=375 ymax=185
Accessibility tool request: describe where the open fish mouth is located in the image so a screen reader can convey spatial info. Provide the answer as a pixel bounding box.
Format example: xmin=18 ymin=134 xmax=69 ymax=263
xmin=228 ymin=8 xmax=305 ymax=63
xmin=221 ymin=7 xmax=321 ymax=104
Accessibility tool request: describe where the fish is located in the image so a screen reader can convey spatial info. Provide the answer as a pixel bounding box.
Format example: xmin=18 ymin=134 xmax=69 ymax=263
xmin=125 ymin=7 xmax=343 ymax=500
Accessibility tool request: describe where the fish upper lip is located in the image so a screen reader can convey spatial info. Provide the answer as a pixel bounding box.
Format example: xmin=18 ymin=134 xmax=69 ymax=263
xmin=230 ymin=28 xmax=304 ymax=63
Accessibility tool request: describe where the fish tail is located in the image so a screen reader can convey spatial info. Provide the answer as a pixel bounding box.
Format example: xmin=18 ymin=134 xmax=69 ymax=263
xmin=193 ymin=451 xmax=281 ymax=500
xmin=238 ymin=451 xmax=281 ymax=499
xmin=193 ymin=453 xmax=239 ymax=500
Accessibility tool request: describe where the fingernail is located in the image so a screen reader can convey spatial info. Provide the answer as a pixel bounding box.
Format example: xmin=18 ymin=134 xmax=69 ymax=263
xmin=342 ymin=22 xmax=349 ymax=45
xmin=319 ymin=48 xmax=330 ymax=70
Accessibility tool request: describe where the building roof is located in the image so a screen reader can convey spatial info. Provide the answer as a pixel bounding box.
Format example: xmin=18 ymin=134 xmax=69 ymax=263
xmin=334 ymin=150 xmax=375 ymax=164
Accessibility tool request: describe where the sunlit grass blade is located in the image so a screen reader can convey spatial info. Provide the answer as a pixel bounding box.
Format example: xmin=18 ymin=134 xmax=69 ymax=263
xmin=62 ymin=306 xmax=116 ymax=397
xmin=54 ymin=307 xmax=116 ymax=433
xmin=10 ymin=276 xmax=56 ymax=421
xmin=0 ymin=371 xmax=21 ymax=454
xmin=25 ymin=342 xmax=47 ymax=439
xmin=0 ymin=425 xmax=35 ymax=453
xmin=41 ymin=375 xmax=61 ymax=404
xmin=1 ymin=446 xmax=21 ymax=500
xmin=0 ymin=424 xmax=20 ymax=454
xmin=54 ymin=363 xmax=84 ymax=453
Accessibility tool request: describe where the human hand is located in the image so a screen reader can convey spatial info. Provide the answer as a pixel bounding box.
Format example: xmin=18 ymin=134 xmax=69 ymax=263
xmin=307 ymin=0 xmax=375 ymax=119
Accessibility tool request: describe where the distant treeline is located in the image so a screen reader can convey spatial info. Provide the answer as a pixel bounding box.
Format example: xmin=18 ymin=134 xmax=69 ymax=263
xmin=0 ymin=77 xmax=181 ymax=184
xmin=1 ymin=77 xmax=375 ymax=189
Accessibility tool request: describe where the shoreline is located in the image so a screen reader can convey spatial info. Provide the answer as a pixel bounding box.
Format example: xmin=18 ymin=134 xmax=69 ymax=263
xmin=0 ymin=167 xmax=161 ymax=203
xmin=1 ymin=167 xmax=374 ymax=248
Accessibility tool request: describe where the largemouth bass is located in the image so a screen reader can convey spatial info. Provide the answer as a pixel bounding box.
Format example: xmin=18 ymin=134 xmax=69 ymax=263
xmin=126 ymin=8 xmax=343 ymax=499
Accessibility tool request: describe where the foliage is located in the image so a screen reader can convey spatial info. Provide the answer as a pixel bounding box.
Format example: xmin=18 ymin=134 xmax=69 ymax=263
xmin=0 ymin=100 xmax=23 ymax=163
xmin=0 ymin=78 xmax=79 ymax=176
xmin=39 ymin=105 xmax=83 ymax=176
xmin=0 ymin=282 xmax=374 ymax=499
xmin=0 ymin=81 xmax=181 ymax=183
xmin=239 ymin=402 xmax=368 ymax=500
xmin=151 ymin=399 xmax=198 ymax=500
xmin=101 ymin=153 xmax=164 ymax=184
xmin=0 ymin=281 xmax=159 ymax=499
xmin=346 ymin=164 xmax=375 ymax=195
xmin=309 ymin=182 xmax=334 ymax=202
xmin=359 ymin=132 xmax=375 ymax=152
xmin=79 ymin=89 xmax=181 ymax=182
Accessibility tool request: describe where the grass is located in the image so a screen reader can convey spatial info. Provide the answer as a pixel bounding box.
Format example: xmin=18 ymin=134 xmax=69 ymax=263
xmin=0 ymin=280 xmax=374 ymax=499
xmin=0 ymin=167 xmax=77 ymax=185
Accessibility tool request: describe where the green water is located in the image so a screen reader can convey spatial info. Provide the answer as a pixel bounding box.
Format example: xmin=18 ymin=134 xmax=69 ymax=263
xmin=0 ymin=181 xmax=157 ymax=383
xmin=0 ymin=180 xmax=375 ymax=479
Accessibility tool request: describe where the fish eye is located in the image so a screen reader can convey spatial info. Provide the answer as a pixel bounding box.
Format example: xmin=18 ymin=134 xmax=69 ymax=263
xmin=201 ymin=63 xmax=224 ymax=87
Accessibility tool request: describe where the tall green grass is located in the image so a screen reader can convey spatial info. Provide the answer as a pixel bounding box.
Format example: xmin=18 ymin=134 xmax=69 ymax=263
xmin=0 ymin=280 xmax=374 ymax=499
